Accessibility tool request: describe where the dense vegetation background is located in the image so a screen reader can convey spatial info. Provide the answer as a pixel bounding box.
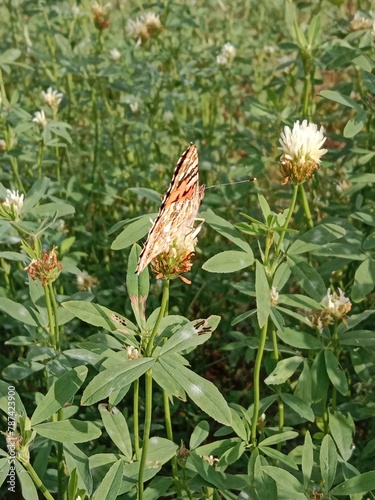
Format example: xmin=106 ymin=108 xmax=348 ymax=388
xmin=0 ymin=0 xmax=374 ymax=498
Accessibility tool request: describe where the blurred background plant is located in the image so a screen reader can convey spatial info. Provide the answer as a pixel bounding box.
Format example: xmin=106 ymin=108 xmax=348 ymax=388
xmin=0 ymin=0 xmax=374 ymax=498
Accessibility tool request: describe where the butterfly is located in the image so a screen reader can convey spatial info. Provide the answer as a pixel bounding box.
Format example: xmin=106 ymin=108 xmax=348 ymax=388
xmin=135 ymin=143 xmax=205 ymax=275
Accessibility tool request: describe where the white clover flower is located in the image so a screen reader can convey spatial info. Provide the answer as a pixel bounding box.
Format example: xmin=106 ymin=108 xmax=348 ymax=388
xmin=91 ymin=1 xmax=111 ymax=16
xmin=270 ymin=286 xmax=279 ymax=305
xmin=129 ymin=102 xmax=139 ymax=113
xmin=127 ymin=346 xmax=140 ymax=360
xmin=32 ymin=110 xmax=48 ymax=128
xmin=77 ymin=270 xmax=99 ymax=291
xmin=24 ymin=25 xmax=32 ymax=48
xmin=163 ymin=111 xmax=174 ymax=123
xmin=71 ymin=4 xmax=80 ymax=16
xmin=127 ymin=11 xmax=161 ymax=43
xmin=217 ymin=42 xmax=236 ymax=65
xmin=110 ymin=48 xmax=121 ymax=61
xmin=264 ymin=45 xmax=276 ymax=54
xmin=279 ymin=120 xmax=327 ymax=184
xmin=3 ymin=189 xmax=24 ymax=219
xmin=279 ymin=120 xmax=327 ymax=165
xmin=216 ymin=53 xmax=228 ymax=65
xmin=350 ymin=11 xmax=374 ymax=31
xmin=321 ymin=288 xmax=351 ymax=318
xmin=0 ymin=139 xmax=7 ymax=152
xmin=41 ymin=87 xmax=63 ymax=111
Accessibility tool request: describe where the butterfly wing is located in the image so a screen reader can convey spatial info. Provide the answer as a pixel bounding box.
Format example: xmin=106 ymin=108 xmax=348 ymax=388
xmin=135 ymin=144 xmax=204 ymax=274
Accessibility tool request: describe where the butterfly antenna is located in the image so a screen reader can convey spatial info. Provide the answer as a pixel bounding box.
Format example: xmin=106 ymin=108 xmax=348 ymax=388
xmin=205 ymin=178 xmax=257 ymax=189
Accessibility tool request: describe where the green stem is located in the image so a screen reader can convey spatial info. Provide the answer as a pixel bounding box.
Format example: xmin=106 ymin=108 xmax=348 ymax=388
xmin=299 ymin=183 xmax=314 ymax=229
xmin=275 ymin=183 xmax=299 ymax=257
xmin=37 ymin=139 xmax=45 ymax=179
xmin=163 ymin=390 xmax=181 ymax=496
xmin=251 ymin=319 xmax=269 ymax=447
xmin=57 ymin=409 xmax=66 ymax=500
xmin=49 ymin=283 xmax=60 ymax=351
xmin=138 ymin=368 xmax=152 ymax=500
xmin=134 ymin=378 xmax=140 ymax=461
xmin=44 ymin=285 xmax=56 ymax=349
xmin=21 ymin=461 xmax=55 ymax=500
xmin=146 ymin=279 xmax=170 ymax=357
xmin=139 ymin=279 xmax=170 ymax=499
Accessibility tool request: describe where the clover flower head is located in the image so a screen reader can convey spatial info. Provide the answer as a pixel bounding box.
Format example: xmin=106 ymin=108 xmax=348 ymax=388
xmin=32 ymin=110 xmax=48 ymax=128
xmin=41 ymin=87 xmax=63 ymax=111
xmin=217 ymin=42 xmax=236 ymax=65
xmin=349 ymin=11 xmax=374 ymax=31
xmin=163 ymin=111 xmax=174 ymax=123
xmin=151 ymin=224 xmax=203 ymax=285
xmin=76 ymin=270 xmax=99 ymax=291
xmin=91 ymin=1 xmax=111 ymax=30
xmin=110 ymin=48 xmax=121 ymax=61
xmin=2 ymin=189 xmax=24 ymax=220
xmin=71 ymin=4 xmax=80 ymax=16
xmin=127 ymin=346 xmax=140 ymax=360
xmin=309 ymin=288 xmax=351 ymax=332
xmin=270 ymin=286 xmax=279 ymax=305
xmin=279 ymin=120 xmax=327 ymax=184
xmin=25 ymin=247 xmax=63 ymax=287
xmin=129 ymin=101 xmax=139 ymax=113
xmin=127 ymin=11 xmax=162 ymax=44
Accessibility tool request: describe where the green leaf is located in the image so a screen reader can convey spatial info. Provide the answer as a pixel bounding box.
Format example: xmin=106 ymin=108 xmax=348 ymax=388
xmin=64 ymin=443 xmax=93 ymax=495
xmin=262 ymin=466 xmax=305 ymax=493
xmin=152 ymin=361 xmax=186 ymax=401
xmin=81 ymin=358 xmax=155 ymax=406
xmin=352 ymin=258 xmax=375 ymax=303
xmin=159 ymin=356 xmax=231 ymax=425
xmin=255 ymin=260 xmax=270 ymax=329
xmin=99 ymin=404 xmax=132 ymax=460
xmin=0 ymin=381 xmax=26 ymax=417
xmin=0 ymin=457 xmax=10 ymax=488
xmin=33 ymin=419 xmax=101 ymax=443
xmin=31 ymin=366 xmax=88 ymax=425
xmin=201 ymin=209 xmax=253 ymax=253
xmin=29 ymin=202 xmax=75 ymax=218
xmin=294 ymin=360 xmax=312 ymax=404
xmin=92 ymin=459 xmax=123 ymax=500
xmin=324 ymin=350 xmax=348 ymax=396
xmin=3 ymin=361 xmax=45 ymax=381
xmin=288 ymin=223 xmax=346 ymax=255
xmin=329 ymin=410 xmax=354 ymax=461
xmin=22 ymin=177 xmax=50 ymax=211
xmin=320 ymin=434 xmax=337 ymax=492
xmin=259 ymin=446 xmax=298 ymax=470
xmin=319 ymin=90 xmax=362 ymax=110
xmin=259 ymin=431 xmax=298 ymax=447
xmin=143 ymin=437 xmax=178 ymax=467
xmin=0 ymin=298 xmax=37 ymax=326
xmin=190 ymin=421 xmax=210 ymax=450
xmin=202 ymin=250 xmax=254 ymax=273
xmin=62 ymin=301 xmax=137 ymax=335
xmin=264 ymin=356 xmax=303 ymax=385
xmin=15 ymin=461 xmax=39 ymax=500
xmin=202 ymin=250 xmax=253 ymax=273
xmin=287 ymin=256 xmax=326 ymax=302
xmin=302 ymin=431 xmax=313 ymax=489
xmin=344 ymin=109 xmax=367 ymax=138
xmin=159 ymin=321 xmax=212 ymax=357
xmin=311 ymin=350 xmax=329 ymax=403
xmin=331 ymin=471 xmax=375 ymax=496
xmin=338 ymin=330 xmax=375 ymax=347
xmin=280 ymin=393 xmax=314 ymax=422
xmin=111 ymin=214 xmax=156 ymax=250
xmin=277 ymin=327 xmax=323 ymax=350
xmin=126 ymin=244 xmax=149 ymax=329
